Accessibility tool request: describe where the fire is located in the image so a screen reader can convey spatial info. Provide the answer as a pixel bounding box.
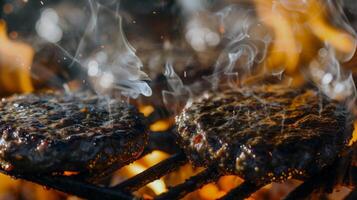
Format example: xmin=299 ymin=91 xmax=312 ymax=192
xmin=150 ymin=119 xmax=173 ymax=132
xmin=198 ymin=176 xmax=244 ymax=200
xmin=62 ymin=171 xmax=80 ymax=176
xmin=307 ymin=1 xmax=355 ymax=54
xmin=254 ymin=0 xmax=355 ymax=81
xmin=0 ymin=20 xmax=34 ymax=95
xmin=0 ymin=0 xmax=356 ymax=199
xmin=198 ymin=183 xmax=226 ymax=200
xmin=139 ymin=105 xmax=155 ymax=117
xmin=113 ymin=150 xmax=170 ymax=196
xmin=348 ymin=121 xmax=357 ymax=146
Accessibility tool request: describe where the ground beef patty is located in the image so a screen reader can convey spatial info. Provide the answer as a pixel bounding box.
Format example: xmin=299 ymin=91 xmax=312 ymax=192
xmin=0 ymin=92 xmax=147 ymax=178
xmin=176 ymin=85 xmax=354 ymax=184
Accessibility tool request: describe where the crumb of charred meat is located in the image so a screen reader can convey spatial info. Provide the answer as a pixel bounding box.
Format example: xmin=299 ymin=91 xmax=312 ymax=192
xmin=176 ymin=85 xmax=354 ymax=185
xmin=0 ymin=92 xmax=147 ymax=179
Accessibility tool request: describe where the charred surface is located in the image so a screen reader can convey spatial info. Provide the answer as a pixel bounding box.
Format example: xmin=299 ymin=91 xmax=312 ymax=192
xmin=176 ymin=85 xmax=354 ymax=184
xmin=0 ymin=92 xmax=147 ymax=179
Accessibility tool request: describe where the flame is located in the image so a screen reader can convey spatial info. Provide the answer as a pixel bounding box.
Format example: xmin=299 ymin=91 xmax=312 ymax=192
xmin=122 ymin=163 xmax=167 ymax=195
xmin=307 ymin=1 xmax=355 ymax=54
xmin=348 ymin=121 xmax=357 ymax=146
xmin=0 ymin=1 xmax=356 ymax=199
xmin=139 ymin=105 xmax=155 ymax=117
xmin=0 ymin=20 xmax=34 ymax=95
xmin=114 ymin=151 xmax=170 ymax=195
xmin=198 ymin=183 xmax=226 ymax=200
xmin=254 ymin=0 xmax=300 ymax=74
xmin=63 ymin=171 xmax=80 ymax=176
xmin=254 ymin=0 xmax=355 ymax=80
xmin=150 ymin=119 xmax=173 ymax=132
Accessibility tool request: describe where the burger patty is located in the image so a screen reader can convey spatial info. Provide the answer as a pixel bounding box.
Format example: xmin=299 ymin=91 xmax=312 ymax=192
xmin=0 ymin=92 xmax=147 ymax=178
xmin=176 ymin=85 xmax=354 ymax=184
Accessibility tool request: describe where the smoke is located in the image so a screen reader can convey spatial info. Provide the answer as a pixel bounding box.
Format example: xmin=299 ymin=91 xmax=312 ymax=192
xmin=306 ymin=0 xmax=356 ymax=105
xmin=180 ymin=0 xmax=356 ymax=106
xmin=75 ymin=0 xmax=152 ymax=98
xmin=162 ymin=58 xmax=192 ymax=112
xmin=35 ymin=0 xmax=152 ymax=98
xmin=207 ymin=4 xmax=271 ymax=89
xmin=309 ymin=48 xmax=356 ymax=104
xmin=344 ymin=0 xmax=357 ymax=14
xmin=31 ymin=0 xmax=357 ymax=106
xmin=179 ymin=0 xmax=221 ymax=52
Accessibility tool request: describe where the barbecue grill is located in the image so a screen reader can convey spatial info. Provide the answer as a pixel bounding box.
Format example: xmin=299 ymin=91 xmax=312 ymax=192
xmin=0 ymin=103 xmax=355 ymax=200
xmin=0 ymin=0 xmax=357 ymax=200
xmin=0 ymin=119 xmax=355 ymax=200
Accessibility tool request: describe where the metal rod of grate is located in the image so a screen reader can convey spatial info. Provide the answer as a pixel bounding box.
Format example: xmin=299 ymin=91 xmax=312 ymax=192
xmin=155 ymin=166 xmax=221 ymax=200
xmin=219 ymin=182 xmax=260 ymax=200
xmin=0 ymin=127 xmax=354 ymax=200
xmin=0 ymin=169 xmax=134 ymax=200
xmin=0 ymin=154 xmax=355 ymax=200
xmin=113 ymin=152 xmax=187 ymax=192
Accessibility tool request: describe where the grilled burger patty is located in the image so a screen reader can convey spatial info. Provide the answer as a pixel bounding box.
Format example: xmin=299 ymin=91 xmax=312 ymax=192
xmin=0 ymin=92 xmax=147 ymax=177
xmin=176 ymin=85 xmax=353 ymax=184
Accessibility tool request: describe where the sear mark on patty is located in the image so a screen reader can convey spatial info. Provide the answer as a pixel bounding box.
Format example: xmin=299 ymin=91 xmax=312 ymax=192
xmin=176 ymin=85 xmax=354 ymax=185
xmin=0 ymin=92 xmax=147 ymax=179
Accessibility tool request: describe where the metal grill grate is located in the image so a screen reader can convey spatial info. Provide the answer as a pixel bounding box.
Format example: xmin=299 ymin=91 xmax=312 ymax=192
xmin=0 ymin=107 xmax=356 ymax=200
xmin=0 ymin=137 xmax=355 ymax=200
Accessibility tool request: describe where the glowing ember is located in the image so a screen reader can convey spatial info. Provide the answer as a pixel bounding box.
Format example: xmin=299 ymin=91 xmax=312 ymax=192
xmin=255 ymin=0 xmax=356 ymax=76
xmin=150 ymin=119 xmax=173 ymax=132
xmin=62 ymin=171 xmax=80 ymax=176
xmin=139 ymin=105 xmax=155 ymax=117
xmin=198 ymin=183 xmax=226 ymax=200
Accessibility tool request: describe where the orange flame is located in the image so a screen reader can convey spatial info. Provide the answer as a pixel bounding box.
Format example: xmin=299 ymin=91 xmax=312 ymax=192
xmin=113 ymin=151 xmax=170 ymax=196
xmin=0 ymin=20 xmax=34 ymax=95
xmin=348 ymin=122 xmax=357 ymax=146
xmin=254 ymin=0 xmax=355 ymax=82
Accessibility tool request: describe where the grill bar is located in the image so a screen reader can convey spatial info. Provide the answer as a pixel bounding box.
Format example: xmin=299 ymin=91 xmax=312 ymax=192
xmin=283 ymin=169 xmax=332 ymax=200
xmin=0 ymin=169 xmax=134 ymax=200
xmin=155 ymin=166 xmax=221 ymax=200
xmin=0 ymin=127 xmax=353 ymax=200
xmin=284 ymin=154 xmax=355 ymax=200
xmin=219 ymin=182 xmax=261 ymax=200
xmin=113 ymin=152 xmax=187 ymax=192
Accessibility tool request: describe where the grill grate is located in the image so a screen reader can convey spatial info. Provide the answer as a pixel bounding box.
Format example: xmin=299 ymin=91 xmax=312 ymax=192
xmin=0 ymin=105 xmax=355 ymax=200
xmin=113 ymin=152 xmax=187 ymax=192
xmin=0 ymin=140 xmax=355 ymax=200
xmin=155 ymin=166 xmax=221 ymax=200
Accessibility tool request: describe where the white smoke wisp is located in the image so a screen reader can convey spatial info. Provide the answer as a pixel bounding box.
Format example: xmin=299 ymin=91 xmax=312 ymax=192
xmin=309 ymin=47 xmax=356 ymax=105
xmin=162 ymin=59 xmax=192 ymax=112
xmin=37 ymin=0 xmax=152 ymax=98
xmin=179 ymin=0 xmax=221 ymax=52
xmin=201 ymin=0 xmax=356 ymax=107
xmin=204 ymin=4 xmax=272 ymax=90
xmin=304 ymin=0 xmax=356 ymax=105
xmin=68 ymin=0 xmax=152 ymax=98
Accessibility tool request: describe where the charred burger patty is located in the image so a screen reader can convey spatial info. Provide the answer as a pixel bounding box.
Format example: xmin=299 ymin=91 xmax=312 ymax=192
xmin=176 ymin=85 xmax=353 ymax=184
xmin=0 ymin=92 xmax=147 ymax=177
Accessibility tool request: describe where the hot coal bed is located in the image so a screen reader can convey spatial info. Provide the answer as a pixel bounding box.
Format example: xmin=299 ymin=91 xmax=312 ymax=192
xmin=0 ymin=0 xmax=357 ymax=200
